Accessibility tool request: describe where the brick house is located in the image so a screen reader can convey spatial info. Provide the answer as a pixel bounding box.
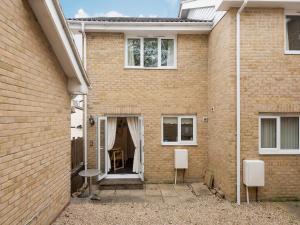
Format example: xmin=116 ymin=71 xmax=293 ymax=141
xmin=0 ymin=0 xmax=89 ymax=224
xmin=68 ymin=0 xmax=300 ymax=203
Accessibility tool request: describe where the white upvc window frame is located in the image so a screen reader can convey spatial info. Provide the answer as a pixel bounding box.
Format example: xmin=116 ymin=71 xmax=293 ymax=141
xmin=161 ymin=115 xmax=197 ymax=146
xmin=125 ymin=35 xmax=177 ymax=69
xmin=259 ymin=115 xmax=300 ymax=155
xmin=284 ymin=10 xmax=300 ymax=55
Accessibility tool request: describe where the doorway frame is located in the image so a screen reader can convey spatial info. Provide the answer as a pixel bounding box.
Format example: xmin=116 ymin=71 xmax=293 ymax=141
xmin=96 ymin=114 xmax=144 ymax=180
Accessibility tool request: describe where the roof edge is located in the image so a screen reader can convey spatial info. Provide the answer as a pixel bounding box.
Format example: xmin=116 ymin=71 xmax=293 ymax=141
xmin=217 ymin=0 xmax=300 ymax=11
xmin=28 ymin=0 xmax=90 ymax=94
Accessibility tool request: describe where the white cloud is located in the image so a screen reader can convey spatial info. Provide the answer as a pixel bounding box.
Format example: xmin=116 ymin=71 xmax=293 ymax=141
xmin=74 ymin=9 xmax=158 ymax=19
xmin=98 ymin=10 xmax=126 ymax=17
xmin=74 ymin=8 xmax=89 ymax=18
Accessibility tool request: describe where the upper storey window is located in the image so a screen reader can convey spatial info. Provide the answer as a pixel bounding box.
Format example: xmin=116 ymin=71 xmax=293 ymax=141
xmin=125 ymin=36 xmax=176 ymax=69
xmin=285 ymin=14 xmax=300 ymax=53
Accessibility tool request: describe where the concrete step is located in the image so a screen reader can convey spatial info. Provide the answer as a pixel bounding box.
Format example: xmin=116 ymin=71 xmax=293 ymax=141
xmin=98 ymin=178 xmax=144 ymax=190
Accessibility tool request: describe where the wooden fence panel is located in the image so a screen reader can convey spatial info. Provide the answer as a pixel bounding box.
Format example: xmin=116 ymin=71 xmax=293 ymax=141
xmin=71 ymin=137 xmax=84 ymax=193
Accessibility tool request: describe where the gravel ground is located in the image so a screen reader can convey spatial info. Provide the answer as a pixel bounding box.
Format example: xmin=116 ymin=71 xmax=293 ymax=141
xmin=53 ymin=185 xmax=300 ymax=225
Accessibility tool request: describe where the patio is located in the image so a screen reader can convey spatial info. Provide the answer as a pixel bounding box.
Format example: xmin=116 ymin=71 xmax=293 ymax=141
xmin=53 ymin=183 xmax=300 ymax=225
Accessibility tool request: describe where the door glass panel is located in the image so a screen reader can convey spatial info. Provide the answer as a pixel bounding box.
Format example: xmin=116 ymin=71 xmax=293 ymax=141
xmin=98 ymin=119 xmax=106 ymax=176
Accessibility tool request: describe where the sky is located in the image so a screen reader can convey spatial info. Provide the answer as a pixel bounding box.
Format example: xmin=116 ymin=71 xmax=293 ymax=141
xmin=60 ymin=0 xmax=180 ymax=19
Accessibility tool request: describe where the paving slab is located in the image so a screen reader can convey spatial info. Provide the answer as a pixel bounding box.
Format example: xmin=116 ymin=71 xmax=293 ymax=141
xmin=145 ymin=195 xmax=164 ymax=203
xmin=190 ymin=183 xmax=211 ymax=196
xmin=278 ymin=201 xmax=300 ymax=220
xmin=159 ymin=184 xmax=178 ymax=197
xmin=145 ymin=184 xmax=161 ymax=195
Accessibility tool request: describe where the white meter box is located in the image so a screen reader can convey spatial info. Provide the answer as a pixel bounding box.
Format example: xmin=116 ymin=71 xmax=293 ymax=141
xmin=174 ymin=149 xmax=188 ymax=169
xmin=243 ymin=160 xmax=265 ymax=187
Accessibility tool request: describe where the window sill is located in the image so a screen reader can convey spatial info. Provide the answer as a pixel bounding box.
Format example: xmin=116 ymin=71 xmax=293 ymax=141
xmin=284 ymin=50 xmax=300 ymax=55
xmin=259 ymin=149 xmax=300 ymax=155
xmin=124 ymin=66 xmax=177 ymax=70
xmin=162 ymin=142 xmax=198 ymax=146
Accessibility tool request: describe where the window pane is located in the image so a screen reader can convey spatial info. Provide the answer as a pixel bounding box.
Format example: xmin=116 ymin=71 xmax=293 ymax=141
xmin=161 ymin=39 xmax=174 ymax=67
xmin=127 ymin=39 xmax=140 ymax=66
xmin=261 ymin=118 xmax=277 ymax=148
xmin=281 ymin=117 xmax=299 ymax=149
xmin=144 ymin=38 xmax=158 ymax=67
xmin=286 ymin=16 xmax=300 ymax=51
xmin=181 ymin=118 xmax=193 ymax=141
xmin=163 ymin=117 xmax=178 ymax=142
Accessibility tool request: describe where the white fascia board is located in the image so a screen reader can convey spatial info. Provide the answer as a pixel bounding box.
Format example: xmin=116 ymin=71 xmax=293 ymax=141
xmin=28 ymin=0 xmax=90 ymax=94
xmin=68 ymin=21 xmax=213 ymax=34
xmin=217 ymin=0 xmax=300 ymax=11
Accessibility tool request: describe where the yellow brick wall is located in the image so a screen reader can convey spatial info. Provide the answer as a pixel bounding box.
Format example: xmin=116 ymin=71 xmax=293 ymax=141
xmin=0 ymin=1 xmax=71 ymax=224
xmin=86 ymin=33 xmax=208 ymax=183
xmin=207 ymin=10 xmax=237 ymax=201
xmin=208 ymin=8 xmax=300 ymax=202
xmin=240 ymin=8 xmax=300 ymax=201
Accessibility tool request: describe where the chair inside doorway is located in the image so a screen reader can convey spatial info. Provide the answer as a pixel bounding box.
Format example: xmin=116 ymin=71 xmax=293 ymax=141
xmin=108 ymin=117 xmax=136 ymax=174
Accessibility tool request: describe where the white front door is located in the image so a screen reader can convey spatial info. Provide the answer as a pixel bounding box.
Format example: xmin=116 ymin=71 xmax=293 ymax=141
xmin=97 ymin=116 xmax=108 ymax=181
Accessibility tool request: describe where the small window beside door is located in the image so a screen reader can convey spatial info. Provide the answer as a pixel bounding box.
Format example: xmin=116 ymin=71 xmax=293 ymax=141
xmin=259 ymin=115 xmax=300 ymax=154
xmin=162 ymin=116 xmax=197 ymax=145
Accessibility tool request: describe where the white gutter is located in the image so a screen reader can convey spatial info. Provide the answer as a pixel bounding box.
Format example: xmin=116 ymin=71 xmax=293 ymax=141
xmin=68 ymin=20 xmax=212 ymax=26
xmin=52 ymin=0 xmax=90 ymax=87
xmin=81 ymin=23 xmax=87 ymax=69
xmin=236 ymin=0 xmax=248 ymax=205
xmin=68 ymin=20 xmax=213 ymax=34
xmin=28 ymin=0 xmax=91 ymax=94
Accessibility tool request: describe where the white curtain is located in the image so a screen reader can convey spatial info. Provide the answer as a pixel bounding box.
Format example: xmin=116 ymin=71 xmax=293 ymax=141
xmin=167 ymin=40 xmax=174 ymax=66
xmin=281 ymin=117 xmax=299 ymax=149
xmin=261 ymin=118 xmax=277 ymax=148
xmin=128 ymin=44 xmax=135 ymax=66
xmin=107 ymin=117 xmax=117 ymax=171
xmin=127 ymin=117 xmax=140 ymax=173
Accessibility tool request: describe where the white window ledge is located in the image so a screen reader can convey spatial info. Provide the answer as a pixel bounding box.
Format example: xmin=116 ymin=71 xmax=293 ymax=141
xmin=162 ymin=142 xmax=198 ymax=146
xmin=285 ymin=50 xmax=300 ymax=55
xmin=259 ymin=149 xmax=300 ymax=155
xmin=124 ymin=66 xmax=177 ymax=70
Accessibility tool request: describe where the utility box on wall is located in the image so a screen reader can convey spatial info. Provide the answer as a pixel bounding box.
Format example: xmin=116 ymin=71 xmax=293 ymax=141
xmin=174 ymin=149 xmax=188 ymax=169
xmin=243 ymin=160 xmax=265 ymax=187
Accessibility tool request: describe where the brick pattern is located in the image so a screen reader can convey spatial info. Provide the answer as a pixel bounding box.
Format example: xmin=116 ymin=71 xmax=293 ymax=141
xmin=86 ymin=33 xmax=208 ymax=183
xmin=207 ymin=8 xmax=300 ymax=201
xmin=240 ymin=8 xmax=300 ymax=201
xmin=207 ymin=10 xmax=237 ymax=201
xmin=0 ymin=1 xmax=71 ymax=224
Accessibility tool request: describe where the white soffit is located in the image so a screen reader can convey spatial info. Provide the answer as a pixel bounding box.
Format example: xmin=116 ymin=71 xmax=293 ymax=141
xmin=28 ymin=0 xmax=90 ymax=94
xmin=217 ymin=0 xmax=300 ymax=11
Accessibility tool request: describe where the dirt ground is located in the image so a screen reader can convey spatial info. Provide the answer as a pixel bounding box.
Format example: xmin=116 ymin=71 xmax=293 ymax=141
xmin=53 ymin=184 xmax=300 ymax=225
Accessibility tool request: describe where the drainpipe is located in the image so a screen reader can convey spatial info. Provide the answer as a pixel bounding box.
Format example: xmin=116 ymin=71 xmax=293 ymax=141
xmin=83 ymin=94 xmax=88 ymax=184
xmin=236 ymin=0 xmax=248 ymax=205
xmin=81 ymin=22 xmax=87 ymax=69
xmin=81 ymin=22 xmax=88 ymax=184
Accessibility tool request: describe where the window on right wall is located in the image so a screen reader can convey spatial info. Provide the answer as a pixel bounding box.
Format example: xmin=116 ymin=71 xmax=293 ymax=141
xmin=285 ymin=15 xmax=300 ymax=53
xmin=259 ymin=115 xmax=300 ymax=154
